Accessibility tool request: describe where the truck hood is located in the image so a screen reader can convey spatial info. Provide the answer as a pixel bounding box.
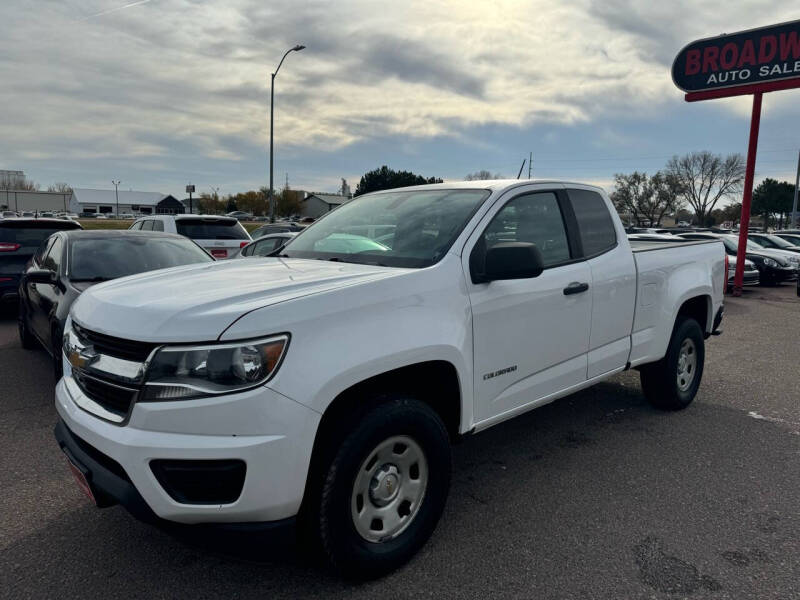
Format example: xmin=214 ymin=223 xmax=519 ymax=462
xmin=70 ymin=258 xmax=407 ymax=342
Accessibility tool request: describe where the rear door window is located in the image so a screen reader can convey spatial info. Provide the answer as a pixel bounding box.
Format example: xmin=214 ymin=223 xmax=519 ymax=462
xmin=567 ymin=189 xmax=617 ymax=257
xmin=176 ymin=219 xmax=249 ymax=240
xmin=152 ymin=220 xmax=164 ymax=232
xmin=140 ymin=220 xmax=154 ymax=231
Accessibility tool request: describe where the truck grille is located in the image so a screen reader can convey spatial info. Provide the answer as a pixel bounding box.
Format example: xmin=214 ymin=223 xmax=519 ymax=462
xmin=73 ymin=323 xmax=158 ymax=362
xmin=73 ymin=370 xmax=139 ymax=418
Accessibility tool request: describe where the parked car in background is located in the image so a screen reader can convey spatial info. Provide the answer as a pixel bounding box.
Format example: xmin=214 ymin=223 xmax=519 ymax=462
xmin=18 ymin=230 xmax=214 ymax=377
xmin=725 ymin=255 xmax=759 ymax=290
xmin=300 ymin=216 xmax=315 ymax=224
xmin=1 ymin=211 xmax=17 ymax=219
xmin=54 ymin=180 xmax=724 ymax=576
xmin=238 ymin=232 xmax=297 ymax=257
xmin=225 ymin=211 xmax=253 ymax=221
xmin=748 ymin=233 xmax=800 ymax=254
xmin=21 ymin=211 xmax=35 ymax=217
xmin=129 ymin=214 xmax=251 ymax=259
xmin=120 ymin=213 xmax=135 ymax=220
xmin=775 ymin=232 xmax=800 ymax=247
xmin=250 ymin=222 xmax=304 ymax=239
xmin=1 ymin=218 xmax=83 ymax=307
xmin=678 ymin=232 xmax=798 ymax=285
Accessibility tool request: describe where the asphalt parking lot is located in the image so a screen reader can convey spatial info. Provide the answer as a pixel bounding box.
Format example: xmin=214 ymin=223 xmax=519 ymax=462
xmin=1 ymin=285 xmax=799 ymax=599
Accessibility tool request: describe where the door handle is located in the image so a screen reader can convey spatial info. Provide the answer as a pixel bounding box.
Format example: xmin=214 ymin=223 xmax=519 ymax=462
xmin=563 ymin=282 xmax=589 ymax=295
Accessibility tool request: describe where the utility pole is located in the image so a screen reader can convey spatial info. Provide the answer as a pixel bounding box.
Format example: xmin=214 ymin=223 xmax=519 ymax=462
xmin=792 ymin=149 xmax=800 ymax=229
xmin=112 ymin=180 xmax=120 ymax=218
xmin=528 ymin=152 xmax=532 ymax=179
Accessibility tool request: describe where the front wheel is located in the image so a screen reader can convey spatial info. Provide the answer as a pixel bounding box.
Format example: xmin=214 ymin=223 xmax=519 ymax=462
xmin=315 ymin=397 xmax=451 ymax=578
xmin=640 ymin=316 xmax=705 ymax=410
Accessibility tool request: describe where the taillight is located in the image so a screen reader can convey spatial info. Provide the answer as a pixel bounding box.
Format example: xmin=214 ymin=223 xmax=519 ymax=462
xmin=723 ymin=254 xmax=729 ymax=295
xmin=0 ymin=242 xmax=21 ymax=252
xmin=240 ymin=242 xmax=249 ymax=248
xmin=210 ymin=249 xmax=228 ymax=258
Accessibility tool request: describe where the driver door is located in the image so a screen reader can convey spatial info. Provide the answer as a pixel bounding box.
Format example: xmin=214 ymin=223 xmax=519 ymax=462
xmin=463 ymin=186 xmax=592 ymax=424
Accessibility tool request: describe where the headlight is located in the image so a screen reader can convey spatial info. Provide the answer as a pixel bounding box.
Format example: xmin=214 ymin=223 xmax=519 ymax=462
xmin=763 ymin=258 xmax=777 ymax=267
xmin=142 ymin=335 xmax=289 ymax=401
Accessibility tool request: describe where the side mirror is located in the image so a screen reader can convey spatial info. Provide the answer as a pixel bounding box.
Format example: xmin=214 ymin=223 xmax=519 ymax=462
xmin=481 ymin=242 xmax=545 ymax=282
xmin=26 ymin=268 xmax=56 ymax=285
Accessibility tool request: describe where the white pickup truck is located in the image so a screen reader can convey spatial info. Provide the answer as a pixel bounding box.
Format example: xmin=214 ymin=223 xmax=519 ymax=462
xmin=54 ymin=180 xmax=725 ymax=576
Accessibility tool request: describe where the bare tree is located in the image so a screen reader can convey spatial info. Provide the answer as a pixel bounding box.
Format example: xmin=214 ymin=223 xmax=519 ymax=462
xmin=666 ymin=152 xmax=744 ymax=226
xmin=47 ymin=182 xmax=72 ymax=193
xmin=0 ymin=172 xmax=39 ymax=190
xmin=465 ymin=170 xmax=503 ymax=181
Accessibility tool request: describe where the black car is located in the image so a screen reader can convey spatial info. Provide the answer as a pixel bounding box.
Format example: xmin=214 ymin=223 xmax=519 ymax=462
xmin=250 ymin=222 xmax=304 ymax=239
xmin=748 ymin=233 xmax=800 ymax=254
xmin=1 ymin=218 xmax=83 ymax=307
xmin=18 ymin=230 xmax=214 ymax=377
xmin=679 ymin=232 xmax=797 ymax=285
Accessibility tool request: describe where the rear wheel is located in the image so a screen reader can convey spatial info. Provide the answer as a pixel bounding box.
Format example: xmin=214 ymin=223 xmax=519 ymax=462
xmin=313 ymin=397 xmax=451 ymax=578
xmin=640 ymin=316 xmax=705 ymax=410
xmin=17 ymin=300 xmax=36 ymax=350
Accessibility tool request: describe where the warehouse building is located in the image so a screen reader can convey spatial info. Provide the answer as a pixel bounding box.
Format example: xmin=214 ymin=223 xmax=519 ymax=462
xmin=70 ymin=189 xmax=184 ymax=216
xmin=1 ymin=189 xmax=73 ymax=213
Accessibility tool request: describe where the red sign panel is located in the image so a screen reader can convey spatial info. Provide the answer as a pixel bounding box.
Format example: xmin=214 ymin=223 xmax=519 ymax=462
xmin=672 ymin=20 xmax=800 ymax=96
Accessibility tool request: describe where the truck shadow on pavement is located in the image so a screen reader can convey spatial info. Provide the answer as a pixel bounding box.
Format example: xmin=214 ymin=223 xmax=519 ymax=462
xmin=4 ymin=372 xmax=799 ymax=599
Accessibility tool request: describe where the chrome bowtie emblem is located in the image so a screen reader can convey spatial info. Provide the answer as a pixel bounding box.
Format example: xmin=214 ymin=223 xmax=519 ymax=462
xmin=68 ymin=345 xmax=98 ymax=370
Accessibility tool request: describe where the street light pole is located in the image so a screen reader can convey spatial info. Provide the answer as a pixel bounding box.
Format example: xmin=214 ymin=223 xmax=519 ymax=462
xmin=112 ymin=180 xmax=120 ymax=218
xmin=268 ymin=44 xmax=305 ymax=223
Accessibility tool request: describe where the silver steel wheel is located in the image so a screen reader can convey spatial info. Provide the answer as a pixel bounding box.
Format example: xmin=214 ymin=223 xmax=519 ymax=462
xmin=350 ymin=435 xmax=428 ymax=543
xmin=676 ymin=338 xmax=697 ymax=392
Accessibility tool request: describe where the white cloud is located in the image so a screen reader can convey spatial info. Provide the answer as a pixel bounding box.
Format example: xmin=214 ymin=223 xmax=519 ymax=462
xmin=0 ymin=0 xmax=798 ymax=191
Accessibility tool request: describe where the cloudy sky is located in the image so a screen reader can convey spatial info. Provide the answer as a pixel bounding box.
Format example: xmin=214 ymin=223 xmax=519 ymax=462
xmin=1 ymin=0 xmax=799 ymax=197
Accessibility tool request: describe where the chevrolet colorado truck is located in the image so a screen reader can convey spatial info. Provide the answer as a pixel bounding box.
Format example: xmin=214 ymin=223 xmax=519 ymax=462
xmin=54 ymin=180 xmax=725 ymax=577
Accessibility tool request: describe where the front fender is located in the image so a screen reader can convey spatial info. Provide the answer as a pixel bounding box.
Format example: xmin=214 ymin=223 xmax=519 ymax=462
xmin=220 ymin=255 xmax=476 ymax=433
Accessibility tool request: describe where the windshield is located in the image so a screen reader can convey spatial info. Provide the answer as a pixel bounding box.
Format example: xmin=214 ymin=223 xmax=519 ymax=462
xmin=281 ymin=189 xmax=490 ymax=267
xmin=761 ymin=235 xmax=794 ymax=248
xmin=69 ymin=236 xmax=213 ymax=281
xmin=175 ymin=219 xmax=249 ymax=240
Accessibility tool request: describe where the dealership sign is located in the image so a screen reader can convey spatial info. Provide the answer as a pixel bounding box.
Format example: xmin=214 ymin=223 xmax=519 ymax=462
xmin=672 ymin=20 xmax=800 ymax=95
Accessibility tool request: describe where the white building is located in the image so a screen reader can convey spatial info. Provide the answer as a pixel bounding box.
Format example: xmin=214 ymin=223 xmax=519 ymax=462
xmin=71 ymin=188 xmax=185 ymax=216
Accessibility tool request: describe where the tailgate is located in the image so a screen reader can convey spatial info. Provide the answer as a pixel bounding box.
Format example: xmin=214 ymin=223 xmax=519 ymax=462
xmin=196 ymin=239 xmax=249 ymax=259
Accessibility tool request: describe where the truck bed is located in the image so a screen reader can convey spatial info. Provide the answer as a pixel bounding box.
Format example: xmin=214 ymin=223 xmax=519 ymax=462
xmin=627 ymin=237 xmax=725 ymax=369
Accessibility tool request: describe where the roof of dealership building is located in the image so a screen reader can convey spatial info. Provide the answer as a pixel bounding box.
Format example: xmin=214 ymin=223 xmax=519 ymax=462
xmin=71 ymin=188 xmax=170 ymax=206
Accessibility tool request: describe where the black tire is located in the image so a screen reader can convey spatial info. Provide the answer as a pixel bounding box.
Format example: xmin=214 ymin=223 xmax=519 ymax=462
xmin=52 ymin=326 xmax=63 ymax=380
xmin=314 ymin=397 xmax=451 ymax=578
xmin=640 ymin=316 xmax=705 ymax=411
xmin=17 ymin=300 xmax=37 ymax=350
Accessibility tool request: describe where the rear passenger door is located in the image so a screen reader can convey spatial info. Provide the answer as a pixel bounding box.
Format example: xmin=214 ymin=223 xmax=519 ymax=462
xmin=566 ymin=188 xmax=637 ymax=378
xmin=464 ymin=185 xmax=592 ymax=424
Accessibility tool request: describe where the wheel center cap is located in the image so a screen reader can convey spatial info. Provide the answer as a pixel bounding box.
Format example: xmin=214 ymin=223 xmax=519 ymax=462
xmin=369 ymin=465 xmax=400 ymax=506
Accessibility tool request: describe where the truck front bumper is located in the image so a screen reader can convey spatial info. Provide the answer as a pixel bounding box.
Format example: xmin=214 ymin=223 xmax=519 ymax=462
xmin=54 ymin=373 xmax=321 ymax=526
